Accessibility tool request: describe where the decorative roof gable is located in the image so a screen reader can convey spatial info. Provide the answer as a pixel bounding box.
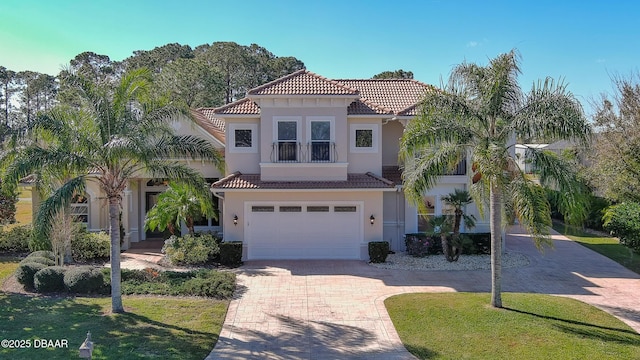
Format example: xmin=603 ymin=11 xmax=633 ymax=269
xmin=247 ymin=69 xmax=360 ymax=96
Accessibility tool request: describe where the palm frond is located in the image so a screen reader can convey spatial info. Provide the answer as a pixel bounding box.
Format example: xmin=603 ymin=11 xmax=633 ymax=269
xmin=528 ymin=149 xmax=590 ymax=225
xmin=33 ymin=176 xmax=86 ymax=239
xmin=507 ymin=174 xmax=552 ymax=249
xmin=514 ymin=77 xmax=591 ymax=144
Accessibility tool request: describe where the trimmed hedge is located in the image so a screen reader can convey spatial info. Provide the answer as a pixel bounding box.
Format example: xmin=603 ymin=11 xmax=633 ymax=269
xmin=34 ymin=266 xmax=67 ymax=293
xmin=20 ymin=256 xmax=55 ymax=266
xmin=15 ymin=262 xmax=48 ymax=288
xmin=162 ymin=233 xmax=220 ymax=265
xmin=219 ymin=242 xmax=243 ymax=267
xmin=117 ymin=268 xmax=236 ymax=299
xmin=71 ymin=231 xmax=110 ymax=262
xmin=64 ymin=266 xmax=104 ymax=293
xmin=0 ymin=225 xmax=32 ymax=253
xmin=405 ymin=233 xmax=492 ymax=257
xmin=27 ymin=250 xmax=55 ymax=260
xmin=368 ymin=241 xmax=389 ymax=263
xmin=603 ymin=202 xmax=640 ymax=253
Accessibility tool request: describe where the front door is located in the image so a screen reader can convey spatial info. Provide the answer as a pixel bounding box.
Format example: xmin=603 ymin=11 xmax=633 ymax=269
xmin=145 ymin=192 xmax=172 ymax=239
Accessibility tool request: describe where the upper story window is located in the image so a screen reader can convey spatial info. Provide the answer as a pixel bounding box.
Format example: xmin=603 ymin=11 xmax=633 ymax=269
xmin=229 ymin=124 xmax=258 ymax=153
xmin=307 ymin=117 xmax=335 ymax=162
xmin=350 ymin=124 xmax=378 ymax=153
xmin=278 ymin=121 xmax=298 ymax=161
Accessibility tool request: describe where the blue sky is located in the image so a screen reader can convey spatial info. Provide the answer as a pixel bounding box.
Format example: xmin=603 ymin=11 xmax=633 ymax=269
xmin=1 ymin=0 xmax=638 ymax=113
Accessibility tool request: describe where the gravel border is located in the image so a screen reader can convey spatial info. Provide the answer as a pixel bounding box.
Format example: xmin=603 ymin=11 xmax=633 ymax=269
xmin=370 ymin=252 xmax=530 ymax=271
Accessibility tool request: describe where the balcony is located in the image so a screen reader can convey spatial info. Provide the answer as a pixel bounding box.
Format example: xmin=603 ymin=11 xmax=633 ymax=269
xmin=262 ymin=142 xmax=346 ymax=181
xmin=271 ymin=142 xmax=337 ymax=163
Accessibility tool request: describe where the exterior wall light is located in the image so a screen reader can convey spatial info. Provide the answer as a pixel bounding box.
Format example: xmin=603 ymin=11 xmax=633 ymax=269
xmin=370 ymin=214 xmax=375 ymax=225
xmin=233 ymin=215 xmax=238 ymax=226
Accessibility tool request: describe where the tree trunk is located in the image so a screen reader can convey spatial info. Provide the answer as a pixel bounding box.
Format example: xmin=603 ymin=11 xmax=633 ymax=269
xmin=490 ymin=181 xmax=503 ymax=308
xmin=109 ymin=198 xmax=124 ymax=313
xmin=440 ymin=233 xmax=452 ymax=262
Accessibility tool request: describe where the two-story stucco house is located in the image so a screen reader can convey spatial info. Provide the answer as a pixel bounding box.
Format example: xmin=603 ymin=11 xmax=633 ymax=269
xmin=63 ymin=69 xmax=486 ymax=259
xmin=198 ymin=69 xmax=487 ymax=260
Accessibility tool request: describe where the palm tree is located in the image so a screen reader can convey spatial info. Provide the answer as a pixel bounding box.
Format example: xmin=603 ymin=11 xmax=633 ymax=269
xmin=400 ymin=50 xmax=591 ymax=307
xmin=441 ymin=189 xmax=476 ymax=262
xmin=145 ymin=181 xmax=216 ymax=236
xmin=3 ymin=68 xmax=223 ymax=313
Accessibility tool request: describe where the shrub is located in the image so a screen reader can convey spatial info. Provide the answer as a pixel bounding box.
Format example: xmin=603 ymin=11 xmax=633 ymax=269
xmin=405 ymin=233 xmax=440 ymax=257
xmin=463 ymin=233 xmax=491 ymax=255
xmin=34 ymin=266 xmax=67 ymax=293
xmin=20 ymin=256 xmax=55 ymax=266
xmin=181 ymin=272 xmax=236 ymax=298
xmin=585 ymin=196 xmax=611 ymax=231
xmin=219 ymin=242 xmax=243 ymax=267
xmin=71 ymin=230 xmax=110 ymax=262
xmin=368 ymin=241 xmax=389 ymax=263
xmin=15 ymin=262 xmax=48 ymax=288
xmin=27 ymin=250 xmax=55 ymax=260
xmin=64 ymin=266 xmax=104 ymax=293
xmin=162 ymin=233 xmax=220 ymax=265
xmin=0 ymin=224 xmax=32 ymax=253
xmin=603 ymin=202 xmax=640 ymax=253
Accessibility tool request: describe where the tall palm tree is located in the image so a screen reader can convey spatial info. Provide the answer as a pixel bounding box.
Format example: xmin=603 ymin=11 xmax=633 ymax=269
xmin=3 ymin=68 xmax=223 ymax=313
xmin=400 ymin=50 xmax=591 ymax=307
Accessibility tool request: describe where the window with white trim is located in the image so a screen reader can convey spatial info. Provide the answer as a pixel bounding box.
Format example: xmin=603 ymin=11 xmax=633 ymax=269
xmin=229 ymin=124 xmax=258 ymax=153
xmin=350 ymin=124 xmax=378 ymax=153
xmin=274 ymin=117 xmax=300 ymax=162
xmin=307 ymin=117 xmax=335 ymax=162
xmin=70 ymin=194 xmax=89 ymax=225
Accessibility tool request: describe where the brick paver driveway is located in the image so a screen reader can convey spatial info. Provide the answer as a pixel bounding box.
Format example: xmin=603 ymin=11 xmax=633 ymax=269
xmin=206 ymin=226 xmax=640 ymax=359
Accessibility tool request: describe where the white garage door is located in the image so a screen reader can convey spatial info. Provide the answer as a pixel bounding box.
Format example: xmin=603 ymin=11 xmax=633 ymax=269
xmin=246 ymin=203 xmax=362 ymax=260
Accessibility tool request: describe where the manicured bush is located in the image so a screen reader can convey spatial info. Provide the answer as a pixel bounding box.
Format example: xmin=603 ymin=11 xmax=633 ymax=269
xmin=603 ymin=202 xmax=640 ymax=253
xmin=20 ymin=256 xmax=55 ymax=266
xmin=64 ymin=266 xmax=104 ymax=293
xmin=368 ymin=241 xmax=390 ymax=263
xmin=181 ymin=272 xmax=236 ymax=299
xmin=118 ymin=268 xmax=236 ymax=299
xmin=162 ymin=233 xmax=220 ymax=265
xmin=0 ymin=224 xmax=32 ymax=253
xmin=15 ymin=262 xmax=47 ymax=288
xmin=219 ymin=242 xmax=243 ymax=267
xmin=405 ymin=233 xmax=440 ymax=257
xmin=71 ymin=230 xmax=110 ymax=262
xmin=34 ymin=266 xmax=67 ymax=293
xmin=27 ymin=250 xmax=55 ymax=260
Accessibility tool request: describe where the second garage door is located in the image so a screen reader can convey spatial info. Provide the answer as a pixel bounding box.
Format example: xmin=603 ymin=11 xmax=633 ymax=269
xmin=246 ymin=203 xmax=362 ymax=260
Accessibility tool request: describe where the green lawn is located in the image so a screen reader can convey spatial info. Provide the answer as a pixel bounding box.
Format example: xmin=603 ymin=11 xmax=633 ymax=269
xmin=0 ymin=258 xmax=228 ymax=359
xmin=552 ymin=222 xmax=640 ymax=274
xmin=0 ymin=257 xmax=20 ymax=286
xmin=386 ymin=292 xmax=640 ymax=360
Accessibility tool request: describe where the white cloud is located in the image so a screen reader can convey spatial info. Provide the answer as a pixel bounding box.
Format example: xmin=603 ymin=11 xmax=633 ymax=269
xmin=467 ymin=41 xmax=479 ymax=48
xmin=596 ymin=58 xmax=606 ymax=63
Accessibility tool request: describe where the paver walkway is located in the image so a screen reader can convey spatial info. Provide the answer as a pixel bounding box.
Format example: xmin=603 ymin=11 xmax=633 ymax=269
xmin=205 ymin=226 xmax=640 ymax=359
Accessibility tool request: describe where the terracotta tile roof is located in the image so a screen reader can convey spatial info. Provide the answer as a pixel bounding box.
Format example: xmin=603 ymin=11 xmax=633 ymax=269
xmin=247 ymin=69 xmax=360 ymax=96
xmin=209 ymin=98 xmax=260 ymax=115
xmin=209 ymin=72 xmax=434 ymax=117
xmin=196 ymin=108 xmax=227 ymax=130
xmin=337 ymin=79 xmax=433 ymax=116
xmin=212 ymin=172 xmax=396 ymax=190
xmin=191 ymin=109 xmax=225 ymax=143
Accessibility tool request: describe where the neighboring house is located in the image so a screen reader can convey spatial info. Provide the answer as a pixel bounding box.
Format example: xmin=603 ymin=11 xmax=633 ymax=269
xmin=200 ymin=69 xmax=488 ymax=260
xmin=30 ymin=69 xmax=489 ymax=258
